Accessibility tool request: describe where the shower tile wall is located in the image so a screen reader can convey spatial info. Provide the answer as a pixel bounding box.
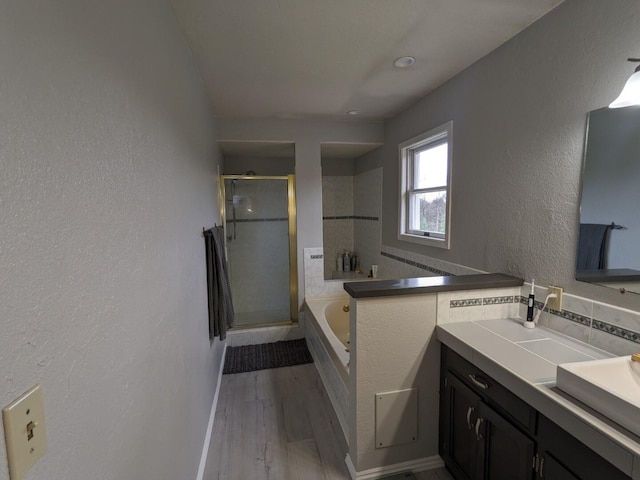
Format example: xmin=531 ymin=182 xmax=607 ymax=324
xmin=322 ymin=176 xmax=354 ymax=277
xmin=226 ymin=179 xmax=290 ymax=325
xmin=353 ymin=167 xmax=382 ymax=276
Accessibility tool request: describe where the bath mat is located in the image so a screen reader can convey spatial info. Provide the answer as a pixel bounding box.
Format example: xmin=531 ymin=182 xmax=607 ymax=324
xmin=223 ymin=338 xmax=313 ymax=374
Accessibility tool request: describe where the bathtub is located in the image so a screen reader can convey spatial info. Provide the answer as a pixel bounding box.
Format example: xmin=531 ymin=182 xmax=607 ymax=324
xmin=304 ymin=295 xmax=350 ymax=441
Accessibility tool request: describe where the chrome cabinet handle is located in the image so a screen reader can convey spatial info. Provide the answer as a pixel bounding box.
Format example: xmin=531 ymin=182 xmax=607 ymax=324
xmin=466 ymin=406 xmax=475 ymax=430
xmin=475 ymin=417 xmax=484 ymax=440
xmin=539 ymin=457 xmax=545 ymax=478
xmin=468 ymin=374 xmax=489 ymax=390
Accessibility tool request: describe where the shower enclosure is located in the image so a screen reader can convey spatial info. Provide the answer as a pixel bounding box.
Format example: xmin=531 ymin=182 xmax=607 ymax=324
xmin=220 ymin=175 xmax=298 ymax=328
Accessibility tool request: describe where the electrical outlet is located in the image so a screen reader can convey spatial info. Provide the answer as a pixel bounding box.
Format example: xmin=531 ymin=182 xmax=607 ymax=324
xmin=547 ymin=286 xmax=563 ymax=312
xmin=2 ymin=384 xmax=47 ymax=480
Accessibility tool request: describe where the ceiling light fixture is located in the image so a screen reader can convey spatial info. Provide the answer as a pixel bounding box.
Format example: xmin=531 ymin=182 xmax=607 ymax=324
xmin=609 ymin=58 xmax=640 ymax=108
xmin=347 ymin=110 xmax=360 ymax=116
xmin=393 ymin=56 xmax=416 ymax=68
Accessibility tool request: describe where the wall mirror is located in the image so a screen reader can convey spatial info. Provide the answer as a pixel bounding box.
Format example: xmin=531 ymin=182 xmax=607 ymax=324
xmin=576 ymin=106 xmax=640 ymax=294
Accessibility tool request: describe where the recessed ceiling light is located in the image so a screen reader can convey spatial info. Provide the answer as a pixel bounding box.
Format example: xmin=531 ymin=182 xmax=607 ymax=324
xmin=393 ymin=56 xmax=416 ymax=68
xmin=347 ymin=110 xmax=360 ymax=115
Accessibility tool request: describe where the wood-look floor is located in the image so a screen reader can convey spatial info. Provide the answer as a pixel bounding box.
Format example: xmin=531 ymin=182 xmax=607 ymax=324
xmin=204 ymin=363 xmax=454 ymax=480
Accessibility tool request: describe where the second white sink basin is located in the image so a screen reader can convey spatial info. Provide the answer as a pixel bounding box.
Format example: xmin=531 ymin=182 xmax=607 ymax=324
xmin=557 ymin=356 xmax=640 ymax=437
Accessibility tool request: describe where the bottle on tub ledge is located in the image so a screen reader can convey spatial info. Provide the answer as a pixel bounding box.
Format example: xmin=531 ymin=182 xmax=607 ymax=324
xmin=343 ymin=251 xmax=351 ymax=272
xmin=368 ymin=265 xmax=378 ymax=278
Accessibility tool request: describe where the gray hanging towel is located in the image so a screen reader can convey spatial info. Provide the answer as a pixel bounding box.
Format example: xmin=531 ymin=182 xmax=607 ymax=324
xmin=576 ymin=223 xmax=611 ymax=270
xmin=204 ymin=226 xmax=235 ymax=340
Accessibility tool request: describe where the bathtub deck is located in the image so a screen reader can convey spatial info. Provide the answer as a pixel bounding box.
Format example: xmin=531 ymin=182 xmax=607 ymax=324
xmin=203 ymin=362 xmax=453 ymax=480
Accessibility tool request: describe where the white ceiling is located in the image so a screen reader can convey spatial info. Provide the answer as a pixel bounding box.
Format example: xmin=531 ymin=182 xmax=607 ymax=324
xmin=170 ymin=0 xmax=564 ymax=123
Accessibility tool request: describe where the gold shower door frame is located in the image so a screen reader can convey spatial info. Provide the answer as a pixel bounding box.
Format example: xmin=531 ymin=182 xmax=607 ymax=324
xmin=219 ymin=175 xmax=298 ymax=326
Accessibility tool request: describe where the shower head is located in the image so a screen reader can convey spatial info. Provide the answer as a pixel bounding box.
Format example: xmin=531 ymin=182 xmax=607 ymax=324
xmin=243 ymin=170 xmax=256 ymax=176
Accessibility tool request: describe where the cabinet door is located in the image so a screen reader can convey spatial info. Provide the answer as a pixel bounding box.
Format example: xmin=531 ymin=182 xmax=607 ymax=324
xmin=538 ymin=453 xmax=580 ymax=480
xmin=441 ymin=372 xmax=483 ymax=480
xmin=537 ymin=415 xmax=630 ymax=480
xmin=476 ymin=402 xmax=535 ymax=480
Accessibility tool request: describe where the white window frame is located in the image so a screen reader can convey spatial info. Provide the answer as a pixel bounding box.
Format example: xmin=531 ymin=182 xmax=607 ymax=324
xmin=398 ymin=121 xmax=453 ymax=249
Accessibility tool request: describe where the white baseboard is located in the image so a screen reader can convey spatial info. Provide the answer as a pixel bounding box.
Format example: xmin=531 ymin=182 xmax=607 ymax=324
xmin=345 ymin=453 xmax=445 ymax=480
xmin=196 ymin=343 xmax=227 ymax=480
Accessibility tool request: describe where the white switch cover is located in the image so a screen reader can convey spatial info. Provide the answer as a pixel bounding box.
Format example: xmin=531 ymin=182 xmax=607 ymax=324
xmin=2 ymin=384 xmax=47 ymax=480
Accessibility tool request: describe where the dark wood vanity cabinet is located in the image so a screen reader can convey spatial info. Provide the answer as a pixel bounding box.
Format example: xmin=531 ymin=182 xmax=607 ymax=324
xmin=535 ymin=414 xmax=629 ymax=480
xmin=440 ymin=349 xmax=535 ymax=480
xmin=439 ymin=345 xmax=630 ymax=480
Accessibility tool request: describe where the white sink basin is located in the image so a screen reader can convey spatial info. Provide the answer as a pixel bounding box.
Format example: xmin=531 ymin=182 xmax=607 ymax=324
xmin=556 ymin=356 xmax=640 ymax=437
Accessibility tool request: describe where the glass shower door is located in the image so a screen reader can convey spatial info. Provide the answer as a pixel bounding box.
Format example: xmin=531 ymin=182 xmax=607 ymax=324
xmin=222 ymin=176 xmax=297 ymax=328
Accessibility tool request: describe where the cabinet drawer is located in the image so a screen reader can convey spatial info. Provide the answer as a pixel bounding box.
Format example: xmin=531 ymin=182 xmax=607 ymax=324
xmin=443 ymin=346 xmax=536 ymax=434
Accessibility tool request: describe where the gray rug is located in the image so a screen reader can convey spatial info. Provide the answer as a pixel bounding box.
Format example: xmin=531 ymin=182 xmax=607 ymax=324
xmin=223 ymin=338 xmax=313 ymax=374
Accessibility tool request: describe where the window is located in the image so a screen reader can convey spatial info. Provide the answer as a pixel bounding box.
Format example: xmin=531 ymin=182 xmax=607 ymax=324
xmin=398 ymin=121 xmax=453 ymax=249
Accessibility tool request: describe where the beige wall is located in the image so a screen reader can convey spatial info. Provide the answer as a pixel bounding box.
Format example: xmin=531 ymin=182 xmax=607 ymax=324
xmin=349 ymin=294 xmax=440 ymax=471
xmin=362 ymin=0 xmax=640 ymax=311
xmin=0 ymin=1 xmax=224 ymax=479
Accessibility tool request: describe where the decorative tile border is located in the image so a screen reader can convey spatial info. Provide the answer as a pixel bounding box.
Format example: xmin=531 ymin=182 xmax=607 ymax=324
xmin=380 ymin=251 xmax=453 ymax=276
xmin=323 ymin=215 xmax=379 ymax=221
xmin=450 ymin=298 xmax=482 ymax=308
xmin=450 ymin=296 xmax=518 ymax=308
xmin=593 ymin=320 xmax=640 ymax=344
xmin=483 ymin=296 xmax=515 ymax=305
xmin=556 ymin=309 xmax=592 ymax=327
xmin=518 ymin=296 xmax=591 ymax=327
xmin=226 ymin=217 xmax=288 ymax=223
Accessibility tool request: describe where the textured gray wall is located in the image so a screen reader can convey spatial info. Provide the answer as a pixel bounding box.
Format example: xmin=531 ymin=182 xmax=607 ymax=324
xmin=362 ymin=0 xmax=640 ymax=309
xmin=0 ymin=1 xmax=224 ymax=479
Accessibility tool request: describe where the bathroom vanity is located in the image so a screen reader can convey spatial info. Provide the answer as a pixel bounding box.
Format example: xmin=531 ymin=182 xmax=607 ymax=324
xmin=438 ymin=319 xmax=637 ymax=480
xmin=440 ymin=345 xmax=628 ymax=479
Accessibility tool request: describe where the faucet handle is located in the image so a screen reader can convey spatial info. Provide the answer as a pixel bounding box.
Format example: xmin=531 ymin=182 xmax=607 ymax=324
xmin=631 ymin=353 xmax=640 ymax=363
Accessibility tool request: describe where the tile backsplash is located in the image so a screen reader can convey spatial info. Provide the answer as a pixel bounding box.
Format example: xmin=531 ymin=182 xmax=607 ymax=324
xmin=437 ymin=288 xmax=521 ymax=324
xmin=516 ymin=283 xmax=640 ymax=356
xmin=441 ymin=281 xmax=640 ymax=355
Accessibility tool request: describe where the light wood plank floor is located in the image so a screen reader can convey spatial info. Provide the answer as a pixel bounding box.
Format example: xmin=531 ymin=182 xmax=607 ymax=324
xmin=204 ymin=363 xmax=454 ymax=480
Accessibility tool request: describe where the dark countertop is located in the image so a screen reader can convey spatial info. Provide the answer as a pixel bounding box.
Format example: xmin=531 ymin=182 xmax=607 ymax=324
xmin=343 ymin=273 xmax=523 ymax=298
xmin=576 ymin=268 xmax=640 ymax=283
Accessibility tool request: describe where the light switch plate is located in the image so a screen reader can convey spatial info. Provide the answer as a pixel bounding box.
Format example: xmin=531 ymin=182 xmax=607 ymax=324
xmin=2 ymin=384 xmax=47 ymax=480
